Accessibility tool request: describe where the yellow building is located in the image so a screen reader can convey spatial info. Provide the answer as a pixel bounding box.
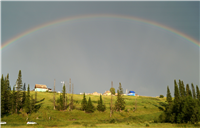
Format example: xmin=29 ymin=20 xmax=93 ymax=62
xmin=103 ymin=90 xmax=111 ymax=96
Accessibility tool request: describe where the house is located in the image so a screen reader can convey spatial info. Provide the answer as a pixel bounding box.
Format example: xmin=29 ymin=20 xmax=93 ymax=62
xmin=48 ymin=88 xmax=52 ymax=92
xmin=103 ymin=90 xmax=111 ymax=96
xmin=92 ymin=92 xmax=102 ymax=95
xmin=35 ymin=84 xmax=48 ymax=92
xmin=127 ymin=91 xmax=135 ymax=96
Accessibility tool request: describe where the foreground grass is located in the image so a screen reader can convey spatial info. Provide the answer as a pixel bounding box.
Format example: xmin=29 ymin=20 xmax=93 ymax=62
xmin=1 ymin=92 xmax=199 ymax=127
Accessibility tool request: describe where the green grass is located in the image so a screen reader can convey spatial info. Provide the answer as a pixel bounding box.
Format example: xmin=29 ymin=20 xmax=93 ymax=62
xmin=1 ymin=92 xmax=199 ymax=127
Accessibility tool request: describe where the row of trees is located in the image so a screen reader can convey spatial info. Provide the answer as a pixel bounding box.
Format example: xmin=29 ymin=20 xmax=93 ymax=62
xmin=158 ymin=79 xmax=200 ymax=124
xmin=1 ymin=70 xmax=38 ymax=116
xmin=55 ymin=82 xmax=126 ymax=114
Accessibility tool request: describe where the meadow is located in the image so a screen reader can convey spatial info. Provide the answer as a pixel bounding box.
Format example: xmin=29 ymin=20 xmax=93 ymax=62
xmin=1 ymin=92 xmax=200 ymax=128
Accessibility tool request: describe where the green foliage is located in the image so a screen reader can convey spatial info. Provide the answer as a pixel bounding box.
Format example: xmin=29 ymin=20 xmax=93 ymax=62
xmin=159 ymin=95 xmax=164 ymax=98
xmin=115 ymin=90 xmax=125 ymax=111
xmin=97 ymin=95 xmax=106 ymax=112
xmin=110 ymin=87 xmax=115 ymax=95
xmin=159 ymin=80 xmax=200 ymax=124
xmin=191 ymin=83 xmax=196 ymax=99
xmin=81 ymin=93 xmax=87 ymax=111
xmin=85 ymin=97 xmax=95 ymax=113
xmin=118 ymin=82 xmax=123 ymax=95
xmin=166 ymin=86 xmax=172 ymax=104
xmin=196 ymin=85 xmax=200 ymax=100
xmin=24 ymin=84 xmax=31 ymax=113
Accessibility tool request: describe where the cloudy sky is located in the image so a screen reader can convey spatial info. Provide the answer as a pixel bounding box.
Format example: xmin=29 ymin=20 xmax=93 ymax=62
xmin=1 ymin=1 xmax=199 ymax=96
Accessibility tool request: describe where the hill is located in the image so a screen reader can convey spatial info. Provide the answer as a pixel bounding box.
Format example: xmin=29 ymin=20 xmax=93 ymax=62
xmin=1 ymin=92 xmax=199 ymax=128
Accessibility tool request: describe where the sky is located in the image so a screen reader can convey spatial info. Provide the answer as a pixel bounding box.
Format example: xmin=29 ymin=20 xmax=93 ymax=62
xmin=1 ymin=1 xmax=199 ymax=96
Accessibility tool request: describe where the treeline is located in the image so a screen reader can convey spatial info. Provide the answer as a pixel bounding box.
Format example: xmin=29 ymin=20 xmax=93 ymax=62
xmin=1 ymin=70 xmax=40 ymax=116
xmin=55 ymin=82 xmax=126 ymax=114
xmin=158 ymin=79 xmax=200 ymax=124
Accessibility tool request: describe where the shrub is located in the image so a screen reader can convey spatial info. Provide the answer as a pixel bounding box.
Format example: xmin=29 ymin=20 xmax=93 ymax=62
xmin=159 ymin=95 xmax=164 ymax=98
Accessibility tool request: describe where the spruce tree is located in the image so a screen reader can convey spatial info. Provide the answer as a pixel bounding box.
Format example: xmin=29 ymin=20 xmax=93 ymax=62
xmin=85 ymin=97 xmax=95 ymax=113
xmin=12 ymin=86 xmax=16 ymax=114
xmin=24 ymin=84 xmax=30 ymax=113
xmin=1 ymin=75 xmax=5 ymax=114
xmin=186 ymin=84 xmax=191 ymax=97
xmin=22 ymin=83 xmax=26 ymax=108
xmin=97 ymin=95 xmax=106 ymax=112
xmin=118 ymin=82 xmax=123 ymax=95
xmin=191 ymin=83 xmax=196 ymax=99
xmin=196 ymin=85 xmax=200 ymax=100
xmin=62 ymin=84 xmax=66 ymax=109
xmin=166 ymin=86 xmax=172 ymax=104
xmin=115 ymin=90 xmax=125 ymax=111
xmin=174 ymin=80 xmax=180 ymax=102
xmin=16 ymin=70 xmax=23 ymax=113
xmin=4 ymin=74 xmax=11 ymax=114
xmin=81 ymin=93 xmax=87 ymax=111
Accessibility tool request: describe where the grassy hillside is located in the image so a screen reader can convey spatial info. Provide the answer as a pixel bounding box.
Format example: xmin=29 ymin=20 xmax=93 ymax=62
xmin=1 ymin=92 xmax=199 ymax=128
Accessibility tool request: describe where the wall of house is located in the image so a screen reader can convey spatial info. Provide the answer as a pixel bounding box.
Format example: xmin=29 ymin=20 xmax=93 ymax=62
xmin=35 ymin=88 xmax=48 ymax=92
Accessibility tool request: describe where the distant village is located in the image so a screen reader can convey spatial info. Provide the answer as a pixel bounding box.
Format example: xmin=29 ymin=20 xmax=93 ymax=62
xmin=34 ymin=84 xmax=139 ymax=96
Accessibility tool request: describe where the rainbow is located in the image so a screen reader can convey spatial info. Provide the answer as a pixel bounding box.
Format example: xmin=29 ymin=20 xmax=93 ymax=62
xmin=1 ymin=14 xmax=200 ymax=50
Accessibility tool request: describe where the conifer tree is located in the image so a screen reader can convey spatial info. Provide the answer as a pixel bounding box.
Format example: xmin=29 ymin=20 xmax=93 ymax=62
xmin=24 ymin=84 xmax=30 ymax=113
xmin=62 ymin=84 xmax=66 ymax=109
xmin=16 ymin=70 xmax=23 ymax=113
xmin=166 ymin=86 xmax=172 ymax=104
xmin=196 ymin=85 xmax=200 ymax=100
xmin=186 ymin=84 xmax=190 ymax=97
xmin=174 ymin=80 xmax=180 ymax=102
xmin=181 ymin=81 xmax=186 ymax=97
xmin=1 ymin=75 xmax=5 ymax=114
xmin=86 ymin=97 xmax=95 ymax=113
xmin=12 ymin=86 xmax=16 ymax=114
xmin=118 ymin=82 xmax=123 ymax=95
xmin=115 ymin=90 xmax=125 ymax=111
xmin=81 ymin=93 xmax=87 ymax=111
xmin=97 ymin=95 xmax=106 ymax=112
xmin=191 ymin=83 xmax=196 ymax=99
xmin=4 ymin=74 xmax=11 ymax=113
xmin=22 ymin=83 xmax=26 ymax=108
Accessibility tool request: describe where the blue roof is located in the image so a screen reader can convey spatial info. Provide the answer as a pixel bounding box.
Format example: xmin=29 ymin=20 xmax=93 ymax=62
xmin=129 ymin=91 xmax=135 ymax=93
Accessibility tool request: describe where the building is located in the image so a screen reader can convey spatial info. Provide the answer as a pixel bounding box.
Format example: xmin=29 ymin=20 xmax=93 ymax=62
xmin=103 ymin=90 xmax=111 ymax=96
xmin=35 ymin=84 xmax=48 ymax=92
xmin=127 ymin=91 xmax=135 ymax=96
xmin=92 ymin=92 xmax=102 ymax=95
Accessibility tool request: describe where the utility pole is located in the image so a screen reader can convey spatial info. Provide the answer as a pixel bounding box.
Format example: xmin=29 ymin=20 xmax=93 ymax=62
xmin=65 ymin=81 xmax=67 ymax=108
xmin=110 ymin=81 xmax=113 ymax=117
xmin=54 ymin=79 xmax=55 ymax=110
xmin=69 ymin=78 xmax=71 ymax=94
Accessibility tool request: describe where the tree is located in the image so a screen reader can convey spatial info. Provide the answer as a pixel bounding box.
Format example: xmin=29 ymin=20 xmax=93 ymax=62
xmin=81 ymin=93 xmax=87 ymax=111
xmin=5 ymin=74 xmax=12 ymax=114
xmin=1 ymin=75 xmax=5 ymax=114
xmin=166 ymin=86 xmax=172 ymax=104
xmin=15 ymin=70 xmax=23 ymax=113
xmin=22 ymin=83 xmax=26 ymax=108
xmin=118 ymin=82 xmax=123 ymax=95
xmin=97 ymin=95 xmax=106 ymax=112
xmin=158 ymin=80 xmax=200 ymax=124
xmin=115 ymin=90 xmax=125 ymax=111
xmin=24 ymin=84 xmax=30 ymax=114
xmin=85 ymin=97 xmax=95 ymax=113
xmin=62 ymin=84 xmax=66 ymax=109
xmin=110 ymin=87 xmax=115 ymax=95
xmin=11 ymin=86 xmax=16 ymax=114
xmin=191 ymin=83 xmax=196 ymax=99
xmin=174 ymin=80 xmax=180 ymax=103
xmin=196 ymin=85 xmax=200 ymax=100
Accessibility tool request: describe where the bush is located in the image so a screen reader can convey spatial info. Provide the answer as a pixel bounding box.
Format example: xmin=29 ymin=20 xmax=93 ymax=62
xmin=159 ymin=95 xmax=164 ymax=98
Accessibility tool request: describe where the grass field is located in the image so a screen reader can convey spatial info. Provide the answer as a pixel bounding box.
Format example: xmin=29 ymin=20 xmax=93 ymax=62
xmin=1 ymin=92 xmax=199 ymax=127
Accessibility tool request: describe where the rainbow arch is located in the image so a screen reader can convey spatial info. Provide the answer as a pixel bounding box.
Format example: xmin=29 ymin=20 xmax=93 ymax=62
xmin=1 ymin=14 xmax=200 ymax=50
